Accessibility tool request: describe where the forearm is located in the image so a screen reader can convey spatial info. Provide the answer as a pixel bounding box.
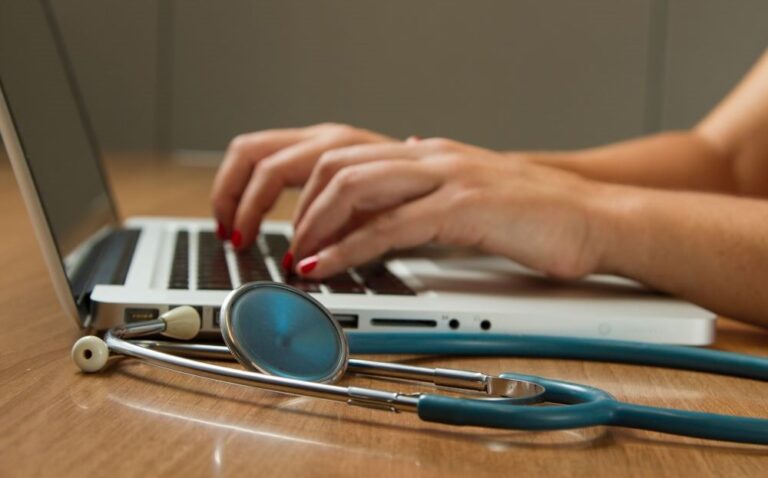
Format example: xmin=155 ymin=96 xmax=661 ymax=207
xmin=594 ymin=184 xmax=768 ymax=327
xmin=519 ymin=130 xmax=737 ymax=193
xmin=522 ymin=49 xmax=768 ymax=197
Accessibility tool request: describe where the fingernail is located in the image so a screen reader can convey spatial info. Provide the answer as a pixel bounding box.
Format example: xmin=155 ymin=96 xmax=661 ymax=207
xmin=281 ymin=251 xmax=294 ymax=271
xmin=216 ymin=222 xmax=227 ymax=240
xmin=231 ymin=229 xmax=242 ymax=248
xmin=297 ymin=255 xmax=318 ymax=275
xmin=406 ymin=135 xmax=422 ymax=143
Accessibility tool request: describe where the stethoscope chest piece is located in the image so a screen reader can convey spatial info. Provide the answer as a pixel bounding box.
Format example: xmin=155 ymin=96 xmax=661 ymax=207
xmin=219 ymin=281 xmax=349 ymax=383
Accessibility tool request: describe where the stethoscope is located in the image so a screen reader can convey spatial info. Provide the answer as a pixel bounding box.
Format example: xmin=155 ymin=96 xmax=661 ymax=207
xmin=72 ymin=281 xmax=768 ymax=445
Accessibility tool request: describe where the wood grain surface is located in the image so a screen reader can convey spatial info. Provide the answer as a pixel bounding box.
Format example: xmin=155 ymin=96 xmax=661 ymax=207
xmin=1 ymin=153 xmax=767 ymax=478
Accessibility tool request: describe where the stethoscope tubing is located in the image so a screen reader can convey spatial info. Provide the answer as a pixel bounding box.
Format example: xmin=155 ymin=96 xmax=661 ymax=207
xmin=418 ymin=373 xmax=768 ymax=445
xmin=348 ymin=333 xmax=768 ymax=444
xmin=133 ymin=335 xmax=768 ymax=444
xmin=348 ymin=333 xmax=768 ymax=381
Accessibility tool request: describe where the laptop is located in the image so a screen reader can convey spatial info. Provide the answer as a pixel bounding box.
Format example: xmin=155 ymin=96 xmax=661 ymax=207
xmin=0 ymin=0 xmax=716 ymax=344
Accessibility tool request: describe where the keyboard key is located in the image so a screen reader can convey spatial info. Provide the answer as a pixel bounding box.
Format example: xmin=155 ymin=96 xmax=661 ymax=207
xmin=169 ymin=231 xmax=189 ymax=289
xmin=324 ymin=272 xmax=366 ymax=294
xmin=287 ymin=278 xmax=322 ymax=293
xmin=355 ymin=262 xmax=416 ymax=295
xmin=169 ymin=279 xmax=189 ymax=289
xmin=236 ymin=246 xmax=272 ymax=283
xmin=281 ymin=271 xmax=321 ymax=292
xmin=264 ymin=233 xmax=290 ymax=258
xmin=198 ymin=231 xmax=232 ymax=290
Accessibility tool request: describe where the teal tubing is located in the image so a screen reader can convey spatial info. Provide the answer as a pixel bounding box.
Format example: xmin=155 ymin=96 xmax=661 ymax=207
xmin=417 ymin=373 xmax=768 ymax=444
xmin=347 ymin=334 xmax=768 ymax=444
xmin=418 ymin=374 xmax=618 ymax=430
xmin=347 ymin=333 xmax=768 ymax=381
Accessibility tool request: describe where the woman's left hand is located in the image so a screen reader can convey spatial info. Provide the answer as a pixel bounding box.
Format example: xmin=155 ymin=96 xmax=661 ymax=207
xmin=290 ymin=138 xmax=615 ymax=280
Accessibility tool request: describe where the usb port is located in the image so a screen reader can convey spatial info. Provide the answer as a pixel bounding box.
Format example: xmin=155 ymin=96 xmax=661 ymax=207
xmin=333 ymin=314 xmax=359 ymax=329
xmin=124 ymin=308 xmax=159 ymax=323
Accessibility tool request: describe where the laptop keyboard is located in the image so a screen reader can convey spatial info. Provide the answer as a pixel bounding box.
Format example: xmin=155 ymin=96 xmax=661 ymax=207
xmin=198 ymin=231 xmax=234 ymax=290
xmin=169 ymin=231 xmax=190 ymax=289
xmin=169 ymin=230 xmax=416 ymax=295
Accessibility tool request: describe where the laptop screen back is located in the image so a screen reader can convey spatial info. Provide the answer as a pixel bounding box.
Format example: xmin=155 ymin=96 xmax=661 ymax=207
xmin=0 ymin=0 xmax=117 ymax=259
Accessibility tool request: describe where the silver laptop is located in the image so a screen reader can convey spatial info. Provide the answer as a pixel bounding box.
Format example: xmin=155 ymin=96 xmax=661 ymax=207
xmin=0 ymin=0 xmax=716 ymax=344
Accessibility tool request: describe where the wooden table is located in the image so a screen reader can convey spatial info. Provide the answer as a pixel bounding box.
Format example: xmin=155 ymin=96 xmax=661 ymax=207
xmin=1 ymin=153 xmax=767 ymax=477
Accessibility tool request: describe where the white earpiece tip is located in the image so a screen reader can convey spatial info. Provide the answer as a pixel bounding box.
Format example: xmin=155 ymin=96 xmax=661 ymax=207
xmin=72 ymin=336 xmax=109 ymax=372
xmin=161 ymin=306 xmax=201 ymax=340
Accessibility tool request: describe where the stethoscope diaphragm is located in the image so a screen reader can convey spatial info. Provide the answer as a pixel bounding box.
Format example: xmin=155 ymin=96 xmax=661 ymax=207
xmin=220 ymin=281 xmax=348 ymax=383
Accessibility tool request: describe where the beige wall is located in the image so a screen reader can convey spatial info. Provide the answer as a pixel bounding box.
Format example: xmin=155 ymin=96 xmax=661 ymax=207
xmin=49 ymin=0 xmax=768 ymax=154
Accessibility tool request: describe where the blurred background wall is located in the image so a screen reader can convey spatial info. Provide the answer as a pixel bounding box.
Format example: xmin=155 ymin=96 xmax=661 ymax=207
xmin=49 ymin=0 xmax=768 ymax=156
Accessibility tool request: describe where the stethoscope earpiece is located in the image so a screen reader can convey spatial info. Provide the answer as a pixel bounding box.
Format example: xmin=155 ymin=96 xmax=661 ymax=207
xmin=72 ymin=335 xmax=109 ymax=373
xmin=160 ymin=305 xmax=202 ymax=340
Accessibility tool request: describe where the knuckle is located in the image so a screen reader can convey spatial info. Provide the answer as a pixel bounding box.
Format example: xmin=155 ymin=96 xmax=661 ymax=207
xmin=333 ymin=168 xmax=363 ymax=195
xmin=424 ymin=137 xmax=457 ymax=152
xmin=317 ymin=121 xmax=344 ymax=130
xmin=316 ymin=151 xmax=344 ymax=175
xmin=449 ymin=187 xmax=485 ymax=209
xmin=227 ymin=133 xmax=252 ymax=154
xmin=326 ymin=123 xmax=358 ymax=141
xmin=373 ymin=215 xmax=395 ymax=234
xmin=255 ymin=158 xmax=280 ymax=178
xmin=433 ymin=153 xmax=468 ymax=174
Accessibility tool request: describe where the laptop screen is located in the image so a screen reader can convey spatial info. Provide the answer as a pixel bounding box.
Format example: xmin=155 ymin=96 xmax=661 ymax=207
xmin=0 ymin=0 xmax=117 ymax=260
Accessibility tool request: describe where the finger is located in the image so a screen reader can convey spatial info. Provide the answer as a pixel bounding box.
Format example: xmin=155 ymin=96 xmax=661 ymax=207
xmin=292 ymin=140 xmax=448 ymax=227
xmin=211 ymin=129 xmax=308 ymax=235
xmin=231 ymin=136 xmax=360 ymax=250
xmin=291 ymin=160 xmax=440 ymax=261
xmin=296 ymin=195 xmax=442 ymax=278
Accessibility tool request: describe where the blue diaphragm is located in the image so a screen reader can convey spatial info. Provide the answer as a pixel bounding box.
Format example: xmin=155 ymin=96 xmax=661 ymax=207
xmin=221 ymin=282 xmax=348 ymax=383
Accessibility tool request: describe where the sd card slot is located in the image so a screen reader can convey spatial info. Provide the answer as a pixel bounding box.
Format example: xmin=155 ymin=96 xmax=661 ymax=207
xmin=370 ymin=318 xmax=437 ymax=328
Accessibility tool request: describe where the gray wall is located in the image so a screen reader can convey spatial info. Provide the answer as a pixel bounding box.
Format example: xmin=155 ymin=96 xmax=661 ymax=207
xmin=50 ymin=0 xmax=768 ymax=154
xmin=661 ymin=0 xmax=768 ymax=129
xmin=51 ymin=0 xmax=160 ymax=151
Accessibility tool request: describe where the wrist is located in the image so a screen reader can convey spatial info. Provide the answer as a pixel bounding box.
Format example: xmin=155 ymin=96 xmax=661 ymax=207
xmin=583 ymin=182 xmax=650 ymax=277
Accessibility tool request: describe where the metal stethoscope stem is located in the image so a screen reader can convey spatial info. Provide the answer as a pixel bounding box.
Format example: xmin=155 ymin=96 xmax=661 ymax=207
xmin=131 ymin=339 xmax=539 ymax=398
xmin=109 ymin=332 xmax=422 ymax=413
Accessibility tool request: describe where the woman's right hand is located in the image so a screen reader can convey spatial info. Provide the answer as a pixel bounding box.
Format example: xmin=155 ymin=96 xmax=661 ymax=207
xmin=211 ymin=123 xmax=393 ymax=251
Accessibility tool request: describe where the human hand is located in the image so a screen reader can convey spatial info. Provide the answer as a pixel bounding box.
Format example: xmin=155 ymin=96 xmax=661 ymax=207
xmin=290 ymin=138 xmax=614 ymax=279
xmin=211 ymin=123 xmax=393 ymax=250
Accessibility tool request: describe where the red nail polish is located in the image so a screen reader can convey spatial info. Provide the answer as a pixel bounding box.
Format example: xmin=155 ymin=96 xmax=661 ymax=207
xmin=406 ymin=135 xmax=422 ymax=143
xmin=297 ymin=256 xmax=318 ymax=275
xmin=216 ymin=222 xmax=227 ymax=240
xmin=281 ymin=251 xmax=294 ymax=271
xmin=231 ymin=229 xmax=242 ymax=248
